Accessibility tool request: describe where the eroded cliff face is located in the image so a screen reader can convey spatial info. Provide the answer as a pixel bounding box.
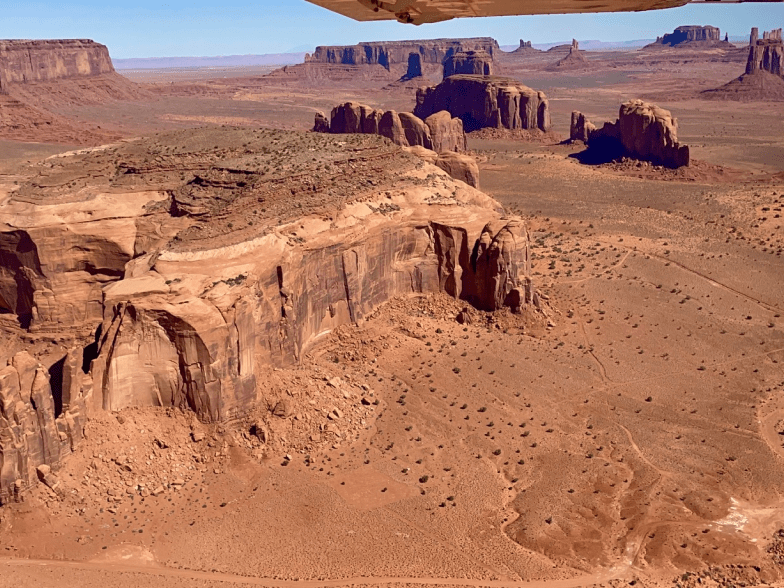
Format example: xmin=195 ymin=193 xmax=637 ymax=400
xmin=415 ymin=75 xmax=550 ymax=133
xmin=570 ymin=100 xmax=690 ymax=168
xmin=0 ymin=39 xmax=114 ymax=84
xmin=746 ymin=28 xmax=783 ymax=76
xmin=0 ymin=128 xmax=535 ymax=499
xmin=651 ymin=25 xmax=724 ymax=47
xmin=306 ymin=38 xmax=500 ymax=69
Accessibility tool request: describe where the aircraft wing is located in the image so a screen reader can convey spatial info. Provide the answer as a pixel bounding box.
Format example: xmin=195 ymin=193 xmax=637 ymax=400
xmin=303 ymin=0 xmax=780 ymax=25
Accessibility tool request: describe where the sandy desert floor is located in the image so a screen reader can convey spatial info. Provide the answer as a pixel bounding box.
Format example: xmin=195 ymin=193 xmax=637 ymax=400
xmin=1 ymin=42 xmax=784 ymax=588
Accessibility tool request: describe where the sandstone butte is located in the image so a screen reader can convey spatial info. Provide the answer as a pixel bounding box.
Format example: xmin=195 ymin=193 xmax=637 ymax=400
xmin=442 ymin=50 xmax=494 ymax=79
xmin=0 ymin=129 xmax=538 ymax=503
xmin=647 ymin=25 xmax=726 ymax=47
xmin=570 ymin=99 xmax=690 ymax=168
xmin=304 ymin=37 xmax=499 ymax=69
xmin=414 ymin=74 xmax=551 ymax=133
xmin=0 ymin=39 xmax=114 ymax=83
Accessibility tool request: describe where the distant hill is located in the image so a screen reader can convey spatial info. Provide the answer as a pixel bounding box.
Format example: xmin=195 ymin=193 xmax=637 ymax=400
xmin=113 ymin=53 xmax=306 ymax=70
xmin=500 ymin=39 xmax=655 ymax=52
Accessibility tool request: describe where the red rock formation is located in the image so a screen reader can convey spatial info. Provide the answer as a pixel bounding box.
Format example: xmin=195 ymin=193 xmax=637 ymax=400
xmin=746 ymin=28 xmax=783 ymax=76
xmin=402 ymin=52 xmax=423 ymax=80
xmin=0 ymin=349 xmax=88 ymax=504
xmin=570 ymin=100 xmax=690 ymax=168
xmin=435 ymin=151 xmax=480 ymax=189
xmin=415 ymin=75 xmax=550 ymax=133
xmin=551 ymin=39 xmax=587 ymax=69
xmin=0 ymin=39 xmax=114 ymax=83
xmin=320 ymin=102 xmax=466 ymax=153
xmin=306 ymin=38 xmax=500 ymax=70
xmin=443 ymin=50 xmax=494 ymax=79
xmin=651 ymin=25 xmax=724 ymax=47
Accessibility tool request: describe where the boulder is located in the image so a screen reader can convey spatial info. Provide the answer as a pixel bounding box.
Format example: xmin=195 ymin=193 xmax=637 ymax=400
xmin=443 ymin=50 xmax=494 ymax=79
xmin=378 ymin=110 xmax=408 ymax=146
xmin=313 ymin=112 xmax=330 ymax=133
xmin=425 ymin=111 xmax=467 ymax=153
xmin=435 ymin=152 xmax=480 ymax=188
xmin=330 ymin=102 xmax=363 ymax=134
xmin=415 ymin=75 xmax=550 ymax=133
xmin=399 ymin=112 xmax=432 ymax=150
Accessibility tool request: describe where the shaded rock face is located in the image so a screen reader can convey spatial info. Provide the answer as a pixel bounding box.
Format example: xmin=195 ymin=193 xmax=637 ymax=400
xmin=570 ymin=100 xmax=690 ymax=168
xmin=443 ymin=51 xmax=493 ymax=79
xmin=0 ymin=350 xmax=88 ymax=504
xmin=0 ymin=39 xmax=114 ymax=84
xmin=306 ymin=38 xmax=499 ymax=70
xmin=415 ymin=75 xmax=550 ymax=133
xmin=746 ymin=28 xmax=783 ymax=76
xmin=320 ymin=102 xmax=466 ymax=153
xmin=656 ymin=25 xmax=722 ymax=46
xmin=403 ymin=52 xmax=423 ymax=79
xmin=313 ymin=112 xmax=330 ymax=133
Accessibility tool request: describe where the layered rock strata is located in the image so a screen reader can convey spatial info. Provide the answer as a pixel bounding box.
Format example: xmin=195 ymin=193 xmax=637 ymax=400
xmin=0 ymin=129 xmax=535 ymax=499
xmin=414 ymin=75 xmax=550 ymax=133
xmin=306 ymin=38 xmax=499 ymax=69
xmin=0 ymin=349 xmax=88 ymax=504
xmin=443 ymin=50 xmax=494 ymax=79
xmin=746 ymin=28 xmax=783 ymax=76
xmin=570 ymin=100 xmax=690 ymax=168
xmin=317 ymin=101 xmax=466 ymax=153
xmin=0 ymin=39 xmax=114 ymax=83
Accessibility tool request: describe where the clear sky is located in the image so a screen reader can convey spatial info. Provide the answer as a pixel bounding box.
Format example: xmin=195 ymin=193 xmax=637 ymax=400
xmin=2 ymin=1 xmax=782 ymax=58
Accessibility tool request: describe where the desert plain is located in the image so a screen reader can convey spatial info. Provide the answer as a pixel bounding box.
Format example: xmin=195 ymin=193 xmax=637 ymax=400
xmin=1 ymin=29 xmax=784 ymax=588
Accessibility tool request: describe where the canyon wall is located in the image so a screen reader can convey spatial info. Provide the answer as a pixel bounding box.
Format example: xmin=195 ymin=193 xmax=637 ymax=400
xmin=415 ymin=75 xmax=550 ymax=133
xmin=0 ymin=39 xmax=114 ymax=84
xmin=306 ymin=38 xmax=500 ymax=69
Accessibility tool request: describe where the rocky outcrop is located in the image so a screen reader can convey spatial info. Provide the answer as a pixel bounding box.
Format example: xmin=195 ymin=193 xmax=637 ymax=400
xmin=513 ymin=40 xmax=539 ymax=54
xmin=551 ymin=39 xmax=587 ymax=69
xmin=306 ymin=38 xmax=500 ymax=70
xmin=313 ymin=112 xmax=330 ymax=133
xmin=434 ymin=151 xmax=480 ymax=188
xmin=318 ymin=102 xmax=466 ymax=153
xmin=570 ymin=100 xmax=690 ymax=168
xmin=0 ymin=350 xmax=88 ymax=504
xmin=0 ymin=129 xmax=534 ymax=448
xmin=0 ymin=39 xmax=114 ymax=84
xmin=415 ymin=75 xmax=550 ymax=133
xmin=443 ymin=51 xmax=494 ymax=79
xmin=746 ymin=28 xmax=783 ymax=76
xmin=652 ymin=25 xmax=723 ymax=47
xmin=402 ymin=52 xmax=424 ymax=80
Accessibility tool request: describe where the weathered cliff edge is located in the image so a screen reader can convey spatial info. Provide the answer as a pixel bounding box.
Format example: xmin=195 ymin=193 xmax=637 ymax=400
xmin=0 ymin=129 xmax=535 ymax=502
xmin=306 ymin=37 xmax=500 ymax=69
xmin=645 ymin=25 xmax=728 ymax=48
xmin=415 ymin=75 xmax=550 ymax=133
xmin=0 ymin=39 xmax=114 ymax=84
xmin=570 ymin=100 xmax=690 ymax=168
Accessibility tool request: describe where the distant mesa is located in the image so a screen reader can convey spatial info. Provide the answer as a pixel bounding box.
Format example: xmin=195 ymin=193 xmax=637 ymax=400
xmin=570 ymin=100 xmax=690 ymax=169
xmin=511 ymin=40 xmax=541 ymax=54
xmin=443 ymin=50 xmax=494 ymax=79
xmin=701 ymin=27 xmax=784 ymax=101
xmin=305 ymin=37 xmax=500 ymax=70
xmin=0 ymin=39 xmax=115 ymax=83
xmin=415 ymin=74 xmax=550 ymax=133
xmin=549 ymin=39 xmax=587 ymax=70
xmin=646 ymin=25 xmax=731 ymax=48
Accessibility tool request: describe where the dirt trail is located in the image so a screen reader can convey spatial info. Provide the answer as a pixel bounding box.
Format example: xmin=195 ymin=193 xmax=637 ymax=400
xmin=0 ymin=557 xmax=631 ymax=588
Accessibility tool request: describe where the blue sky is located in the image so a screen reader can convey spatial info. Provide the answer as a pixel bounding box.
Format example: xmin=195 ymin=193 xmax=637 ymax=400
xmin=1 ymin=1 xmax=782 ymax=58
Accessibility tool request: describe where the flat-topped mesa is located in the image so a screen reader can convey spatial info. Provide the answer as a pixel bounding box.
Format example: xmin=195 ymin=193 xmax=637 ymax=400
xmin=746 ymin=28 xmax=784 ymax=76
xmin=415 ymin=75 xmax=550 ymax=133
xmin=653 ymin=25 xmax=723 ymax=46
xmin=443 ymin=50 xmax=494 ymax=79
xmin=305 ymin=37 xmax=500 ymax=70
xmin=0 ymin=39 xmax=114 ymax=84
xmin=570 ymin=100 xmax=690 ymax=168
